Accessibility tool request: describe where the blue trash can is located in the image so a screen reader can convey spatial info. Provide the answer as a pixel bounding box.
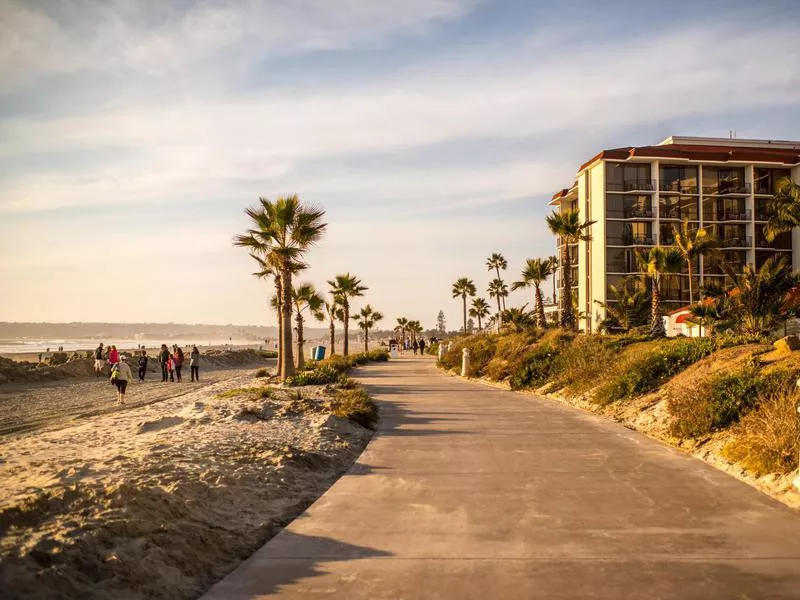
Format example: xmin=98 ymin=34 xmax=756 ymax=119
xmin=313 ymin=346 xmax=326 ymax=361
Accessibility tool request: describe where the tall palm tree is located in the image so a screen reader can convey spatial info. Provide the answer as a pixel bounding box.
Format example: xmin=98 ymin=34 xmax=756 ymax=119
xmin=487 ymin=278 xmax=508 ymax=319
xmin=395 ymin=317 xmax=409 ymax=348
xmin=511 ymin=258 xmax=555 ymax=328
xmin=328 ymin=273 xmax=368 ymax=356
xmin=764 ymin=177 xmax=800 ymax=241
xmin=452 ymin=277 xmax=476 ymax=334
xmin=323 ymin=298 xmax=343 ymax=356
xmin=407 ymin=320 xmax=423 ymax=345
xmin=671 ymin=219 xmax=719 ymax=304
xmin=636 ymin=246 xmax=683 ymax=337
xmin=486 ymin=253 xmax=508 ymax=310
xmin=548 ymin=255 xmax=558 ymax=305
xmin=292 ymin=283 xmax=325 ymax=369
xmin=546 ymin=209 xmax=595 ymax=329
xmin=234 ymin=195 xmax=326 ymax=378
xmin=352 ymin=305 xmax=384 ymax=352
xmin=469 ymin=297 xmax=490 ymax=331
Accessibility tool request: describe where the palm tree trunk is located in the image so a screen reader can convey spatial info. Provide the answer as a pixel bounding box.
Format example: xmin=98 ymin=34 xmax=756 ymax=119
xmin=329 ymin=319 xmax=335 ymax=356
xmin=343 ymin=302 xmax=350 ymax=356
xmin=296 ymin=312 xmax=305 ymax=370
xmin=561 ymin=246 xmax=574 ymax=329
xmin=462 ymin=295 xmax=467 ymax=334
xmin=280 ymin=269 xmax=295 ymax=378
xmin=495 ymin=267 xmax=506 ymax=312
xmin=477 ymin=315 xmax=482 ymax=331
xmin=364 ymin=329 xmax=369 ymax=352
xmin=534 ymin=284 xmax=546 ymax=328
xmin=687 ymin=259 xmax=694 ymax=305
xmin=650 ymin=278 xmax=665 ymax=337
xmin=274 ymin=279 xmax=283 ymax=376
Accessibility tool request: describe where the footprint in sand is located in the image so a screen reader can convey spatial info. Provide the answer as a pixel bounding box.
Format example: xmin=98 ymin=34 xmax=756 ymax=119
xmin=136 ymin=416 xmax=185 ymax=435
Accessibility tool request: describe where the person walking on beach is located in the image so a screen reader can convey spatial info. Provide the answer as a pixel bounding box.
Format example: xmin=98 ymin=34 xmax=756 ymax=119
xmin=190 ymin=346 xmax=200 ymax=382
xmin=158 ymin=344 xmax=170 ymax=382
xmin=137 ymin=350 xmax=148 ymax=383
xmin=108 ymin=345 xmax=119 ymax=366
xmin=167 ymin=351 xmax=175 ymax=382
xmin=174 ymin=346 xmax=184 ymax=382
xmin=419 ymin=338 xmax=426 ymax=355
xmin=94 ymin=343 xmax=105 ymax=376
xmin=412 ymin=339 xmax=419 ymax=355
xmin=110 ymin=359 xmax=132 ymax=404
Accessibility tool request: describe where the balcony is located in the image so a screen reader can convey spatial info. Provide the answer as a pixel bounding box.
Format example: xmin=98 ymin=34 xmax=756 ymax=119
xmin=702 ymin=182 xmax=752 ymax=196
xmin=659 ymin=182 xmax=698 ymax=194
xmin=708 ymin=209 xmax=751 ymax=222
xmin=660 ymin=206 xmax=698 ymax=221
xmin=622 ymin=206 xmax=653 ymax=219
xmin=719 ymin=236 xmax=752 ymax=249
xmin=607 ymin=179 xmax=656 ymax=193
xmin=620 ymin=234 xmax=655 ymax=246
xmin=756 ymin=237 xmax=792 ymax=250
xmin=705 ymin=261 xmax=747 ymax=275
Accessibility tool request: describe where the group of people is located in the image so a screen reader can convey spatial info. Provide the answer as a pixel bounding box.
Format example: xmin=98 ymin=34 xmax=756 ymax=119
xmin=93 ymin=342 xmax=201 ymax=404
xmin=396 ymin=338 xmax=427 ymax=355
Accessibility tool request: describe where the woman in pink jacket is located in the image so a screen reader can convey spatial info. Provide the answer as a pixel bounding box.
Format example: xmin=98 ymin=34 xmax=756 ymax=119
xmin=108 ymin=345 xmax=120 ymax=365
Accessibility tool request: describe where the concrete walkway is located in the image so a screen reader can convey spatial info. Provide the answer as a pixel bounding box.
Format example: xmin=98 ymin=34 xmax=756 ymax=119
xmin=203 ymin=357 xmax=800 ymax=599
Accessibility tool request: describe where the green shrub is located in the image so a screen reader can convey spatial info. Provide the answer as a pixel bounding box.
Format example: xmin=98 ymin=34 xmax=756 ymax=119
xmin=550 ymin=335 xmax=625 ymax=393
xmin=331 ymin=388 xmax=378 ymax=429
xmin=288 ymin=364 xmax=341 ymax=386
xmin=483 ymin=332 xmax=540 ymax=381
xmin=366 ymin=348 xmax=390 ymax=362
xmin=427 ymin=342 xmax=440 ymax=356
xmin=337 ymin=374 xmax=359 ymax=389
xmin=254 ymin=367 xmax=270 ymax=378
xmin=593 ymin=338 xmax=716 ymax=405
xmin=723 ymin=387 xmax=800 ymax=476
xmin=508 ymin=343 xmax=561 ymax=390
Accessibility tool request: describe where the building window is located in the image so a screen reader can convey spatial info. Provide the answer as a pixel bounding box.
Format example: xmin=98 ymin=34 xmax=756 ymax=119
xmin=702 ymin=197 xmax=748 ymax=222
xmin=660 ymin=165 xmax=698 ymax=194
xmin=702 ymin=166 xmax=746 ymax=195
xmin=606 ymin=248 xmax=639 ymax=273
xmin=660 ymin=195 xmax=699 ymax=220
xmin=606 ymin=162 xmax=652 ymax=192
xmin=755 ymin=225 xmax=792 ymax=249
xmin=754 ymin=168 xmax=792 ymax=195
xmin=606 ymin=221 xmax=653 ymax=246
xmin=606 ymin=194 xmax=652 ymax=218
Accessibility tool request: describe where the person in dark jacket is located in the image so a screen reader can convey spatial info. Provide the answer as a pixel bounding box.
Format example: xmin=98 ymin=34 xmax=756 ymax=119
xmin=138 ymin=350 xmax=148 ymax=383
xmin=158 ymin=344 xmax=170 ymax=382
xmin=190 ymin=346 xmax=200 ymax=382
xmin=418 ymin=338 xmax=426 ymax=355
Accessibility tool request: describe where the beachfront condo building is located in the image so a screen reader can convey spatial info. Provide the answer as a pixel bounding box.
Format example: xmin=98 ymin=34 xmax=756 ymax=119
xmin=550 ymin=136 xmax=800 ymax=333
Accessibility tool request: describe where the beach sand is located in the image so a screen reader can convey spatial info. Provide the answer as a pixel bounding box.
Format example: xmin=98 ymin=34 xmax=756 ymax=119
xmin=0 ymin=372 xmax=372 ymax=599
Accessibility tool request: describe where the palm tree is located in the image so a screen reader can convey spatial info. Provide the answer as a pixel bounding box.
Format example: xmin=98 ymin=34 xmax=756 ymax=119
xmin=469 ymin=297 xmax=490 ymax=331
xmin=292 ymin=283 xmax=325 ymax=369
xmin=546 ymin=209 xmax=595 ymax=329
xmin=407 ymin=320 xmax=423 ymax=345
xmin=452 ymin=277 xmax=476 ymax=334
xmin=486 ymin=253 xmax=508 ymax=310
xmin=594 ymin=276 xmax=650 ymax=332
xmin=352 ymin=305 xmax=384 ymax=352
xmin=499 ymin=305 xmax=535 ymax=333
xmin=329 ymin=273 xmax=368 ymax=356
xmin=548 ymin=255 xmax=558 ymax=305
xmin=511 ymin=258 xmax=555 ymax=328
xmin=323 ymin=299 xmax=343 ymax=356
xmin=395 ymin=317 xmax=409 ymax=348
xmin=487 ymin=278 xmax=508 ymax=320
xmin=764 ymin=177 xmax=800 ymax=241
xmin=234 ymin=195 xmax=326 ymax=378
xmin=671 ymin=220 xmax=719 ymax=304
xmin=636 ymin=246 xmax=684 ymax=337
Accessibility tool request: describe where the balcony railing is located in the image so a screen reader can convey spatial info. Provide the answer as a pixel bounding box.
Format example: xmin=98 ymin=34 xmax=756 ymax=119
xmin=659 ymin=182 xmax=699 ymax=194
xmin=622 ymin=207 xmax=653 ymax=219
xmin=607 ymin=179 xmax=656 ymax=193
xmin=755 ymin=210 xmax=772 ymax=221
xmin=756 ymin=237 xmax=792 ymax=250
xmin=705 ymin=261 xmax=747 ymax=275
xmin=620 ymin=234 xmax=655 ymax=246
xmin=708 ymin=209 xmax=751 ymax=222
xmin=702 ymin=182 xmax=752 ymax=196
xmin=659 ymin=207 xmax=698 ymax=220
xmin=719 ymin=236 xmax=752 ymax=248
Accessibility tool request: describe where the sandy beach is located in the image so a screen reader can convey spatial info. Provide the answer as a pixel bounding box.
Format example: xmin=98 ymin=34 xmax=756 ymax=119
xmin=0 ymin=367 xmax=373 ymax=599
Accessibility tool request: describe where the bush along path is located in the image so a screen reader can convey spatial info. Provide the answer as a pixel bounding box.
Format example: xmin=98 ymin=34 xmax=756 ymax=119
xmin=438 ymin=330 xmax=800 ymax=508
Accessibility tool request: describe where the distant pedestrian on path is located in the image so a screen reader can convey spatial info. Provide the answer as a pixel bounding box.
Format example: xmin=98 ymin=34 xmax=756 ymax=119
xmin=158 ymin=344 xmax=170 ymax=382
xmin=94 ymin=343 xmax=105 ymax=376
xmin=108 ymin=345 xmax=119 ymax=366
xmin=412 ymin=340 xmax=419 ymax=355
xmin=174 ymin=345 xmax=184 ymax=382
xmin=167 ymin=353 xmax=175 ymax=382
xmin=419 ymin=338 xmax=426 ymax=354
xmin=138 ymin=350 xmax=148 ymax=382
xmin=190 ymin=346 xmax=200 ymax=382
xmin=110 ymin=360 xmax=132 ymax=404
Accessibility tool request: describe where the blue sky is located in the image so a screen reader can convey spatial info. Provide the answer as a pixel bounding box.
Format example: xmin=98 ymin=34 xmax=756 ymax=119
xmin=1 ymin=0 xmax=800 ymax=328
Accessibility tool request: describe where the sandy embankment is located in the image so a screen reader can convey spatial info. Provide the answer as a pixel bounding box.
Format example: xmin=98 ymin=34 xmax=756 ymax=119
xmin=0 ymin=372 xmax=373 ymax=600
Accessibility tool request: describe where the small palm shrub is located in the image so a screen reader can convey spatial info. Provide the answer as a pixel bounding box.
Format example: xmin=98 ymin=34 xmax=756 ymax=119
xmin=593 ymin=338 xmax=716 ymax=405
xmin=288 ymin=364 xmax=340 ymax=386
xmin=508 ymin=343 xmax=561 ymax=390
xmin=332 ymin=388 xmax=378 ymax=429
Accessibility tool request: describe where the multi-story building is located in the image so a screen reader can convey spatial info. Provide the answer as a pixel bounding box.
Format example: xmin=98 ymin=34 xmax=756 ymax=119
xmin=550 ymin=136 xmax=800 ymax=332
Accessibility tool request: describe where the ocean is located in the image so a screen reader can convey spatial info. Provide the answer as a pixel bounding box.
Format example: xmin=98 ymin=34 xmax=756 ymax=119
xmin=0 ymin=339 xmax=274 ymax=354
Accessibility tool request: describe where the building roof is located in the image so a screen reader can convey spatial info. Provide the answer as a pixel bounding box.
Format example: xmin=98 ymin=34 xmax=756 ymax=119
xmin=548 ymin=181 xmax=577 ymax=206
xmin=578 ymin=137 xmax=800 ymax=172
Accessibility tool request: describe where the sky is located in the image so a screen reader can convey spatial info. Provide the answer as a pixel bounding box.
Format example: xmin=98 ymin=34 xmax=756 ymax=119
xmin=2 ymin=0 xmax=800 ymax=330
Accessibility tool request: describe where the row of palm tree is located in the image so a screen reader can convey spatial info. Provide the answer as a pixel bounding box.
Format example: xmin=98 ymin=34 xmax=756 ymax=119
xmin=234 ymin=195 xmax=381 ymax=379
xmin=393 ymin=318 xmax=424 ymax=346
